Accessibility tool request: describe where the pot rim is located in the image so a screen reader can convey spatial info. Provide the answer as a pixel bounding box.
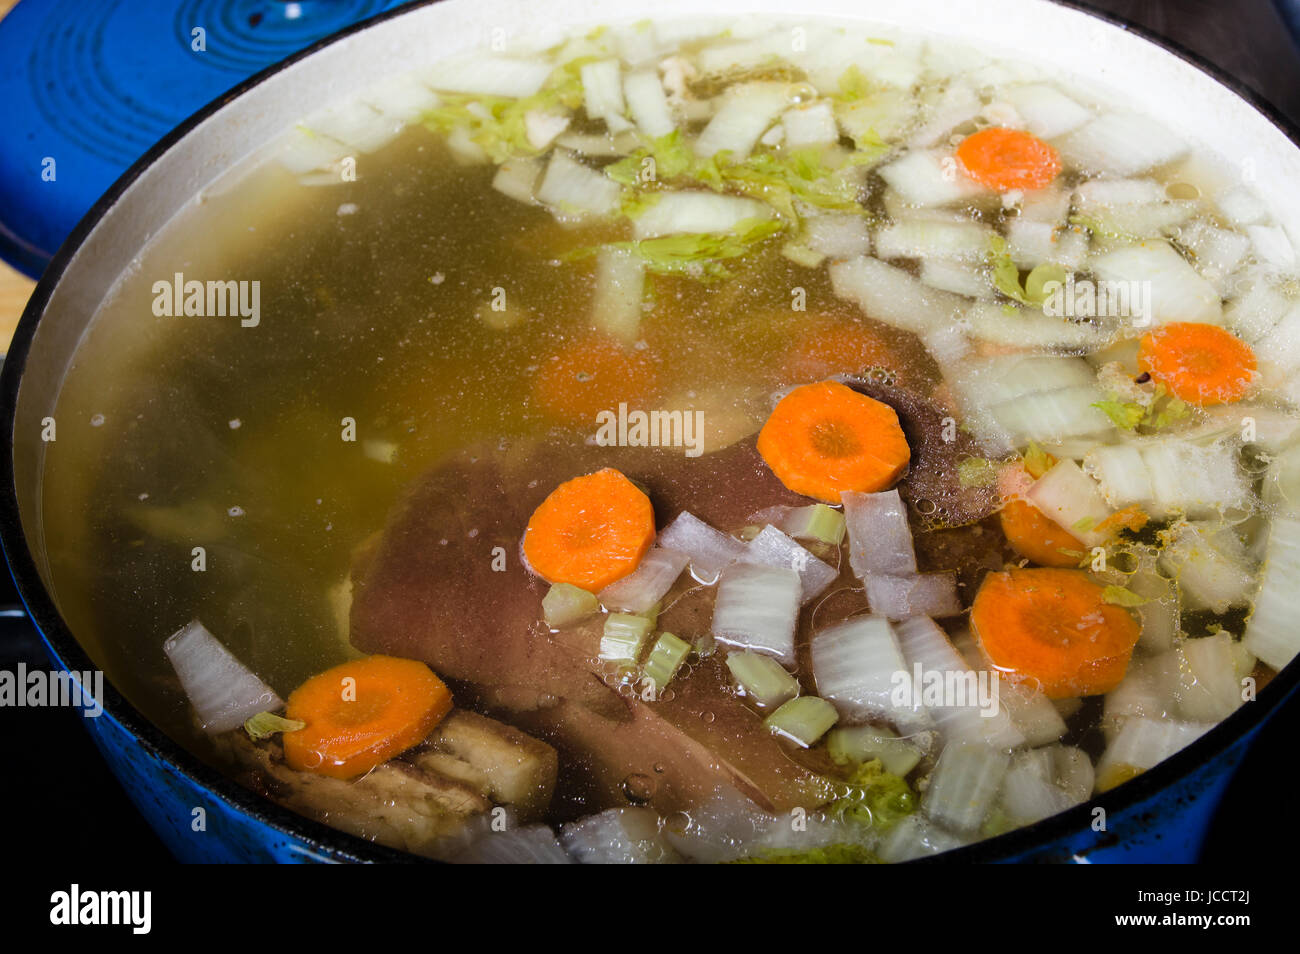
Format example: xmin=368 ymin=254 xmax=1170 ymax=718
xmin=2 ymin=0 xmax=1297 ymax=864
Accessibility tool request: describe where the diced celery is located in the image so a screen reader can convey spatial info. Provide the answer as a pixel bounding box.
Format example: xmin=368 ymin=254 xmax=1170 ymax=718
xmin=783 ymin=503 xmax=846 ymax=545
xmin=725 ymin=651 xmax=800 ymax=708
xmin=826 ymin=725 xmax=922 ymax=777
xmin=764 ymin=696 xmax=838 ymax=748
xmin=542 ymin=582 xmax=600 ymax=628
xmin=243 ymin=711 xmax=305 ymax=741
xmin=643 ymin=632 xmax=691 ymax=689
xmin=599 ymin=613 xmax=653 ymax=664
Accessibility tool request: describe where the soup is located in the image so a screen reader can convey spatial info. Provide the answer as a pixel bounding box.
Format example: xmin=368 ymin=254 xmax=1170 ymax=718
xmin=42 ymin=16 xmax=1300 ymax=863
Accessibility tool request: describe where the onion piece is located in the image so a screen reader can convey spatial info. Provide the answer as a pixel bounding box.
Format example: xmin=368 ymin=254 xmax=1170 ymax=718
xmin=163 ymin=620 xmax=283 ymax=734
xmin=843 ymin=489 xmax=917 ymax=579
xmin=1174 ymin=632 xmax=1251 ymax=723
xmin=878 ymin=813 xmax=968 ymax=862
xmin=739 ymin=525 xmax=838 ymax=604
xmin=1056 ymin=112 xmax=1187 ymax=177
xmin=829 ymin=255 xmax=968 ymax=336
xmin=623 ymin=69 xmax=675 ymax=139
xmin=536 ymin=151 xmax=622 ymax=217
xmin=1244 ymin=516 xmax=1300 ymax=669
xmin=422 ymin=54 xmax=552 ymax=98
xmin=560 ymin=807 xmax=679 ymax=864
xmin=865 ymin=573 xmax=961 ymax=620
xmin=657 ymin=511 xmax=746 ymax=584
xmin=632 ymin=191 xmax=773 ymax=239
xmin=693 ymin=81 xmax=792 ymax=160
xmin=1096 ymin=716 xmax=1212 ymax=791
xmin=599 ymin=547 xmax=689 ymax=615
xmin=711 ymin=563 xmax=801 ymax=666
xmin=453 ymin=824 xmax=573 ymax=864
xmin=878 ymin=149 xmax=985 ymax=207
xmin=924 ymin=742 xmax=1011 ymax=833
xmin=999 ymin=749 xmax=1082 ymax=826
xmin=892 ymin=616 xmax=1024 ymax=749
xmin=1025 ymin=459 xmax=1112 ymax=548
xmin=811 ymin=616 xmax=930 ymax=731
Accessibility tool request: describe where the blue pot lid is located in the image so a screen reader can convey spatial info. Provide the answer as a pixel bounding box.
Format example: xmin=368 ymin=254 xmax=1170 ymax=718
xmin=0 ymin=0 xmax=404 ymax=278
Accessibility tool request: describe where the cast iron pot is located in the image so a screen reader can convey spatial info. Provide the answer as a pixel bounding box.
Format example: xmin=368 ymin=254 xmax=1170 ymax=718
xmin=3 ymin=0 xmax=1298 ymax=862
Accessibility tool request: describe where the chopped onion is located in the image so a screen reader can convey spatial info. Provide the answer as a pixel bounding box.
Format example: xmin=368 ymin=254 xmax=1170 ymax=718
xmin=1096 ymin=716 xmax=1212 ymax=791
xmin=581 ymin=59 xmax=631 ymax=132
xmin=590 ymin=247 xmax=646 ymax=345
xmin=491 ymin=157 xmax=543 ymax=205
xmin=359 ymin=74 xmax=440 ymax=121
xmin=878 ymin=149 xmax=985 ymax=207
xmin=306 ymin=100 xmax=403 ymax=155
xmin=623 ymin=69 xmax=675 ymax=139
xmin=878 ymin=813 xmax=967 ymax=862
xmin=1174 ymin=632 xmax=1250 ymax=723
xmin=893 ymin=616 xmax=1024 ymax=749
xmin=990 ymin=385 xmax=1115 ymax=448
xmin=1244 ymin=515 xmax=1300 ymax=669
xmin=811 ymin=616 xmax=929 ymax=731
xmin=726 ymin=651 xmax=801 ymax=708
xmin=865 ymin=573 xmax=961 ymax=620
xmin=1159 ymin=522 xmax=1255 ymax=613
xmin=739 ymin=525 xmax=838 ymax=604
xmin=163 ymin=620 xmax=283 ymax=734
xmin=1102 ymin=651 xmax=1181 ymax=736
xmin=875 ymin=219 xmax=995 ymax=263
xmin=537 ymin=151 xmax=622 ymax=218
xmin=803 ymin=213 xmax=872 ymax=260
xmin=1056 ymin=112 xmax=1187 ymax=177
xmin=999 ymin=679 xmax=1067 ymax=746
xmin=1001 ymin=83 xmax=1091 ymax=139
xmin=523 ymin=109 xmax=570 ymax=151
xmin=454 ymin=824 xmax=572 ymax=864
xmin=693 ymin=81 xmax=792 ymax=160
xmin=923 ymin=742 xmax=1010 ymax=833
xmin=1141 ymin=440 xmax=1250 ymax=520
xmin=657 ymin=511 xmax=745 ymax=584
xmin=829 ymin=255 xmax=968 ymax=336
xmin=711 ymin=563 xmax=801 ymax=666
xmin=560 ymin=807 xmax=679 ymax=864
xmin=843 ymin=489 xmax=917 ymax=579
xmin=780 ymin=101 xmax=838 ymax=148
xmin=999 ymin=749 xmax=1081 ymax=825
xmin=919 ymin=259 xmax=991 ymax=299
xmin=1090 ymin=240 xmax=1222 ymax=326
xmin=423 ymin=54 xmax=552 ymax=98
xmin=1026 ymin=459 xmax=1112 ymax=548
xmin=632 ymin=191 xmax=773 ymax=239
xmin=599 ymin=547 xmax=688 ymax=615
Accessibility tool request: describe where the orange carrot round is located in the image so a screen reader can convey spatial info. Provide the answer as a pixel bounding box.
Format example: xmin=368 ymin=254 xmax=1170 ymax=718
xmin=1137 ymin=322 xmax=1256 ymax=407
xmin=783 ymin=320 xmax=903 ymax=385
xmin=757 ymin=380 xmax=910 ymax=504
xmin=999 ymin=498 xmax=1085 ymax=568
xmin=283 ymin=655 xmax=452 ymax=779
xmin=956 ymin=127 xmax=1061 ymax=192
xmin=523 ymin=467 xmax=655 ymax=590
xmin=532 ymin=335 xmax=659 ymax=426
xmin=970 ymin=568 xmax=1140 ymax=699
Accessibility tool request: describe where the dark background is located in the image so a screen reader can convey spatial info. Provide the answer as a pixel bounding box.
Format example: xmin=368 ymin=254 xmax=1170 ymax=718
xmin=2 ymin=0 xmax=1298 ymax=866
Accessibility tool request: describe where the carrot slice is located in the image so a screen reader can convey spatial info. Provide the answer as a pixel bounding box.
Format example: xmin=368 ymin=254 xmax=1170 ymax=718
xmin=956 ymin=127 xmax=1061 ymax=192
xmin=970 ymin=568 xmax=1140 ymax=699
xmin=1137 ymin=322 xmax=1256 ymax=407
xmin=283 ymin=655 xmax=452 ymax=779
xmin=999 ymin=498 xmax=1086 ymax=568
xmin=532 ymin=335 xmax=659 ymax=426
xmin=783 ymin=320 xmax=903 ymax=384
xmin=523 ymin=468 xmax=655 ymax=590
xmin=757 ymin=380 xmax=910 ymax=503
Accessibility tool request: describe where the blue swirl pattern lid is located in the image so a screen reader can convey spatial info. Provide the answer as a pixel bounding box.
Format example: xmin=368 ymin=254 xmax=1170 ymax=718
xmin=0 ymin=0 xmax=403 ymax=277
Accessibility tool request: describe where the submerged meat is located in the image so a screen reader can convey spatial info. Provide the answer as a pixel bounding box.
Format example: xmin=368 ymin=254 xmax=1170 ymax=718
xmin=846 ymin=377 xmax=1000 ymax=527
xmin=349 ymin=434 xmax=827 ymax=816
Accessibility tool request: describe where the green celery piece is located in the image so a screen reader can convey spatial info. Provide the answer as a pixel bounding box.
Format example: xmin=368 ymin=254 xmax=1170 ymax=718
xmin=784 ymin=503 xmax=847 ymax=545
xmin=726 ymin=651 xmax=800 ymax=708
xmin=1092 ymin=398 xmax=1146 ymax=430
xmin=599 ymin=613 xmax=653 ymax=664
xmin=830 ymin=759 xmax=918 ymax=830
xmin=244 ymin=711 xmax=305 ymax=741
xmin=642 ymin=632 xmax=691 ymax=689
xmin=764 ymin=696 xmax=838 ymax=747
xmin=1102 ymin=585 xmax=1148 ymax=607
xmin=542 ymin=582 xmax=600 ymax=628
xmin=826 ymin=726 xmax=922 ymax=777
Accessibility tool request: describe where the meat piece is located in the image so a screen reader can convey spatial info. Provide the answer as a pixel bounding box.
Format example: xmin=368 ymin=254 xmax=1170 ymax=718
xmin=349 ymin=435 xmax=826 ymax=816
xmin=408 ymin=710 xmax=558 ymax=821
xmin=846 ymin=377 xmax=1000 ymax=527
